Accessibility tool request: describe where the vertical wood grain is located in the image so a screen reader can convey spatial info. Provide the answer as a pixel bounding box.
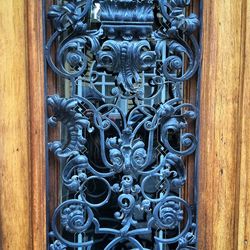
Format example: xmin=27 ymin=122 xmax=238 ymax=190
xmin=0 ymin=0 xmax=249 ymax=249
xmin=0 ymin=0 xmax=32 ymax=249
xmin=45 ymin=0 xmax=61 ymax=224
xmin=236 ymin=1 xmax=250 ymax=249
xmin=198 ymin=0 xmax=250 ymax=249
xmin=183 ymin=1 xmax=201 ymax=208
xmin=27 ymin=1 xmax=47 ymax=249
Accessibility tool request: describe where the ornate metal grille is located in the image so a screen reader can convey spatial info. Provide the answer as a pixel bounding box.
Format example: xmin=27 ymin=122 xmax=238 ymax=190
xmin=45 ymin=0 xmax=201 ymax=249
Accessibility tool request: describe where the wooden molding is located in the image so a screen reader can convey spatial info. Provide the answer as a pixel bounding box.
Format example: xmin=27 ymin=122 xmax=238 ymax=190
xmin=27 ymin=1 xmax=47 ymax=249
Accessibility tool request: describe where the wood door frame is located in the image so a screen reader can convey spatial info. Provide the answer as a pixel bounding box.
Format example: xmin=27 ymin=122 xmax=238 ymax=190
xmin=198 ymin=1 xmax=250 ymax=249
xmin=21 ymin=0 xmax=250 ymax=249
xmin=27 ymin=1 xmax=47 ymax=249
xmin=0 ymin=0 xmax=249 ymax=249
xmin=0 ymin=0 xmax=47 ymax=249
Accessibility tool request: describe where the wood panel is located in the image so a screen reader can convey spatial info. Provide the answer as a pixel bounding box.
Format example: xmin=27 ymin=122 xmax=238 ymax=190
xmin=0 ymin=0 xmax=46 ymax=249
xmin=236 ymin=1 xmax=250 ymax=249
xmin=0 ymin=0 xmax=32 ymax=249
xmin=27 ymin=1 xmax=47 ymax=249
xmin=0 ymin=0 xmax=249 ymax=249
xmin=183 ymin=0 xmax=201 ymax=208
xmin=198 ymin=0 xmax=250 ymax=249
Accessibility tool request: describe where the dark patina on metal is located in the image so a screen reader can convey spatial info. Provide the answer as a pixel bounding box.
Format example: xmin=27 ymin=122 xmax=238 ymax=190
xmin=45 ymin=0 xmax=200 ymax=249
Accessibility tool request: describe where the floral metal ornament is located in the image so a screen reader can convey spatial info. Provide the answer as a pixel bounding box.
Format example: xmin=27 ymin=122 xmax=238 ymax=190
xmin=45 ymin=0 xmax=200 ymax=249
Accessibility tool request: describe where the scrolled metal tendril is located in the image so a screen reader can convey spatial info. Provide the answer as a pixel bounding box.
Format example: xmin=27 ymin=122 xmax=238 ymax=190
xmin=46 ymin=0 xmax=200 ymax=249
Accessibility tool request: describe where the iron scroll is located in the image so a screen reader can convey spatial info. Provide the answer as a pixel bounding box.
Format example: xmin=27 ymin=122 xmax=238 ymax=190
xmin=45 ymin=1 xmax=201 ymax=249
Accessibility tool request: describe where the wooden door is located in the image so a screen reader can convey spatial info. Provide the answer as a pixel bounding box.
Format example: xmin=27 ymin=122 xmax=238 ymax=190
xmin=0 ymin=1 xmax=249 ymax=249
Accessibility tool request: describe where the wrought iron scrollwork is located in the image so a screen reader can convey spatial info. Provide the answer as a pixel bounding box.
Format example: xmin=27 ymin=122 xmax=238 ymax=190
xmin=45 ymin=0 xmax=200 ymax=249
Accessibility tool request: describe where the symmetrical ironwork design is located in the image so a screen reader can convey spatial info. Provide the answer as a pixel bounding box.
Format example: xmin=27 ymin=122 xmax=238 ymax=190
xmin=45 ymin=0 xmax=200 ymax=249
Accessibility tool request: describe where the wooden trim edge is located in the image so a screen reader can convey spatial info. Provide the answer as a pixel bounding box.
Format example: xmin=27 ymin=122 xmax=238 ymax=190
xmin=198 ymin=1 xmax=250 ymax=249
xmin=27 ymin=1 xmax=47 ymax=249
